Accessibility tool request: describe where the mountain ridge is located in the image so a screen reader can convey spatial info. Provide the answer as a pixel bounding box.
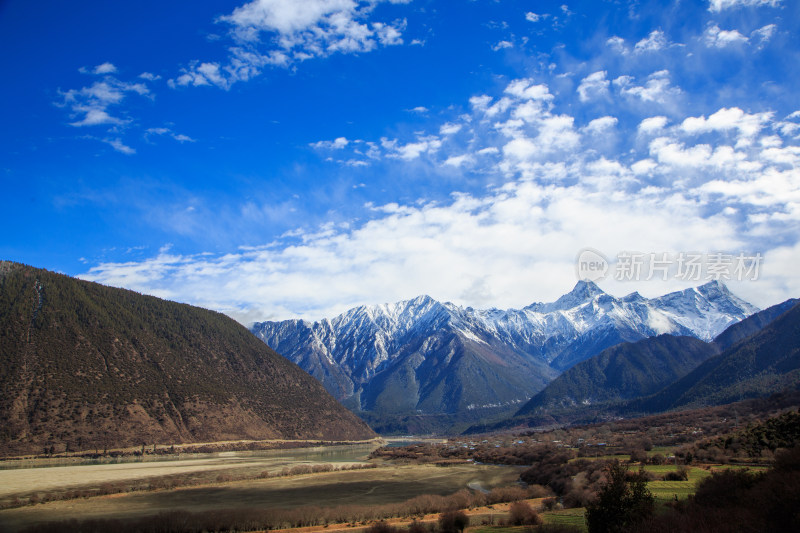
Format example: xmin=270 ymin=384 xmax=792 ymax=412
xmin=628 ymin=299 xmax=800 ymax=413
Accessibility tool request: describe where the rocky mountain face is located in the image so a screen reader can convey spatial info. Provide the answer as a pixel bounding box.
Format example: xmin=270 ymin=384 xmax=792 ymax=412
xmin=252 ymin=280 xmax=757 ymax=432
xmin=0 ymin=262 xmax=375 ymax=457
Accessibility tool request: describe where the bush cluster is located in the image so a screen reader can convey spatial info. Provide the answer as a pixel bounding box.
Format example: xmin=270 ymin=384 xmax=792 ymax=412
xmin=19 ymin=482 xmax=544 ymax=533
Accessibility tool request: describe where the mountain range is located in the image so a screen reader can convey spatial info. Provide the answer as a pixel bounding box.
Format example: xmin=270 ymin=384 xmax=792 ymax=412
xmin=2 ymin=259 xmax=793 ymax=450
xmin=0 ymin=262 xmax=375 ymax=457
xmin=630 ymin=298 xmax=800 ymax=414
xmin=489 ymin=298 xmax=800 ymax=430
xmin=252 ymin=280 xmax=758 ymax=433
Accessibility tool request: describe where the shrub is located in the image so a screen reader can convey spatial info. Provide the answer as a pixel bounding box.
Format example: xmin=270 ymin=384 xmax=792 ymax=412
xmin=693 ymin=468 xmax=762 ymax=508
xmin=662 ymin=465 xmax=689 ymax=481
xmin=508 ymin=501 xmax=542 ymax=526
xmin=407 ymin=520 xmax=430 ymax=533
xmin=438 ymin=510 xmax=469 ymax=533
xmin=541 ymin=497 xmax=558 ymax=511
xmin=527 ymin=483 xmax=552 ymax=498
xmin=629 ymin=449 xmax=648 ymax=464
xmin=487 ymin=486 xmax=528 ymax=504
xmin=649 ymin=453 xmax=665 ymax=465
xmin=365 ymin=521 xmax=400 ymax=533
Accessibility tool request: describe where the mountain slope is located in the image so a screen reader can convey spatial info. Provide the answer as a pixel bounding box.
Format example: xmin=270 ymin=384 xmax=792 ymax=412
xmin=631 ymin=300 xmax=800 ymax=413
xmin=252 ymin=280 xmax=756 ymax=432
xmin=713 ymin=298 xmax=799 ymax=351
xmin=466 ymin=299 xmax=798 ymax=434
xmin=516 ymin=335 xmax=718 ymax=416
xmin=256 ymin=295 xmax=558 ymax=418
xmin=0 ymin=262 xmax=374 ymax=456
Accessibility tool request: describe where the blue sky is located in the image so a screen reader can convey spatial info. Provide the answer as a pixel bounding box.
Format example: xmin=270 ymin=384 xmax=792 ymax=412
xmin=2 ymin=0 xmax=799 ymax=323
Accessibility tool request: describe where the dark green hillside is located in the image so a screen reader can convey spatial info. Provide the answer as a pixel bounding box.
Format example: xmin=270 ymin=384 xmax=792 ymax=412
xmin=633 ymin=301 xmax=800 ymax=413
xmin=713 ymin=299 xmax=798 ymax=351
xmin=516 ymin=335 xmax=716 ymax=417
xmin=0 ymin=262 xmax=374 ymax=456
xmin=693 ymin=409 xmax=800 ymax=458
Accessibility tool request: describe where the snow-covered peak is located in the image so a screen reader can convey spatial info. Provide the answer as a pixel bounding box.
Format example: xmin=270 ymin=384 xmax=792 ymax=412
xmin=526 ymin=280 xmax=608 ymax=313
xmin=621 ymin=291 xmax=645 ymax=303
xmin=252 ymin=281 xmax=759 ymax=389
xmin=651 ymin=281 xmax=758 ymax=341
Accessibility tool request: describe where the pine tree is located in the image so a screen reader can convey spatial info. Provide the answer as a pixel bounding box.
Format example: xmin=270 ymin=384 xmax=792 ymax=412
xmin=585 ymin=460 xmax=654 ymax=533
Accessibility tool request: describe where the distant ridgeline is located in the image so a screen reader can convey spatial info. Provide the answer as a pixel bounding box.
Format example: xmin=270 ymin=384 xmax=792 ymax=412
xmin=0 ymin=261 xmax=374 ymax=457
xmin=252 ymin=280 xmax=777 ymax=434
xmin=470 ymin=298 xmax=800 ymax=433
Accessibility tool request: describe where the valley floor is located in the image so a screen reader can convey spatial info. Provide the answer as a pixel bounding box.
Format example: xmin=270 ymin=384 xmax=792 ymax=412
xmin=0 ymin=446 xmax=520 ymax=532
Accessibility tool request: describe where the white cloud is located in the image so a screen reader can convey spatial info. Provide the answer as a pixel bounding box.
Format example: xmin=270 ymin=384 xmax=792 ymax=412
xmin=584 ymin=116 xmax=618 ymax=135
xmin=59 ymin=69 xmax=151 ymax=132
xmin=70 ymin=108 xmax=125 ymax=127
xmin=486 ymin=97 xmax=513 ymax=118
xmin=649 ymin=137 xmax=712 ymax=168
xmin=80 ymin=151 xmax=781 ymax=321
xmin=493 ymin=40 xmax=513 ymax=51
xmin=577 ymin=71 xmax=610 ymax=102
xmin=173 ymin=0 xmax=412 ymax=89
xmin=505 ymin=79 xmax=553 ymax=102
xmin=91 ymin=78 xmax=797 ymax=322
xmin=606 ymin=36 xmax=627 ymax=54
xmin=439 ymin=123 xmax=462 ymax=136
xmin=708 ymin=0 xmax=781 ymax=12
xmin=634 ymin=30 xmax=668 ymax=53
xmin=704 ymin=24 xmax=749 ymax=47
xmin=93 ymin=62 xmax=117 ymax=75
xmin=172 ymin=62 xmax=232 ymax=89
xmin=615 ymin=70 xmax=681 ymax=104
xmin=382 ymin=135 xmax=441 ymax=160
xmin=469 ymin=95 xmax=493 ymax=111
xmin=525 ymin=12 xmax=542 ymax=22
xmin=751 ymin=24 xmax=777 ymax=47
xmin=311 ymin=137 xmax=351 ymax=149
xmin=443 ymin=154 xmax=473 ymax=167
xmin=58 ymin=67 xmax=193 ymax=153
xmin=631 ymin=158 xmax=658 ymax=175
xmin=500 ymin=115 xmax=580 ymax=165
xmin=103 ymin=138 xmax=136 ymax=155
xmin=374 ymin=21 xmax=404 ymax=45
xmin=697 ymin=166 xmax=800 ymax=213
xmin=638 ymin=116 xmax=669 ymax=134
xmin=145 ymin=127 xmax=196 ymax=143
xmin=681 ymin=107 xmax=773 ymax=145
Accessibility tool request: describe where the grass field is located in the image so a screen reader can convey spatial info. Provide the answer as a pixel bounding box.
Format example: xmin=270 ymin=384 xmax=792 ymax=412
xmin=643 ymin=464 xmax=771 ymax=503
xmin=0 ymin=444 xmax=380 ymax=502
xmin=0 ymin=462 xmax=521 ymax=532
xmin=465 ymin=507 xmax=589 ymax=532
xmin=642 ymin=465 xmax=707 ymax=502
xmin=542 ymin=507 xmax=587 ymax=531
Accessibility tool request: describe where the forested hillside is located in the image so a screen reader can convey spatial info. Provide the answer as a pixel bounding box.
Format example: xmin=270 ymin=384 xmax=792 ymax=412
xmin=0 ymin=262 xmax=374 ymax=456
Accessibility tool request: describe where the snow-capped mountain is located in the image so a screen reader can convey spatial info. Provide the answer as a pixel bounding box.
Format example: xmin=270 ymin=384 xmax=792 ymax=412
xmin=251 ymin=280 xmax=757 ymax=431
